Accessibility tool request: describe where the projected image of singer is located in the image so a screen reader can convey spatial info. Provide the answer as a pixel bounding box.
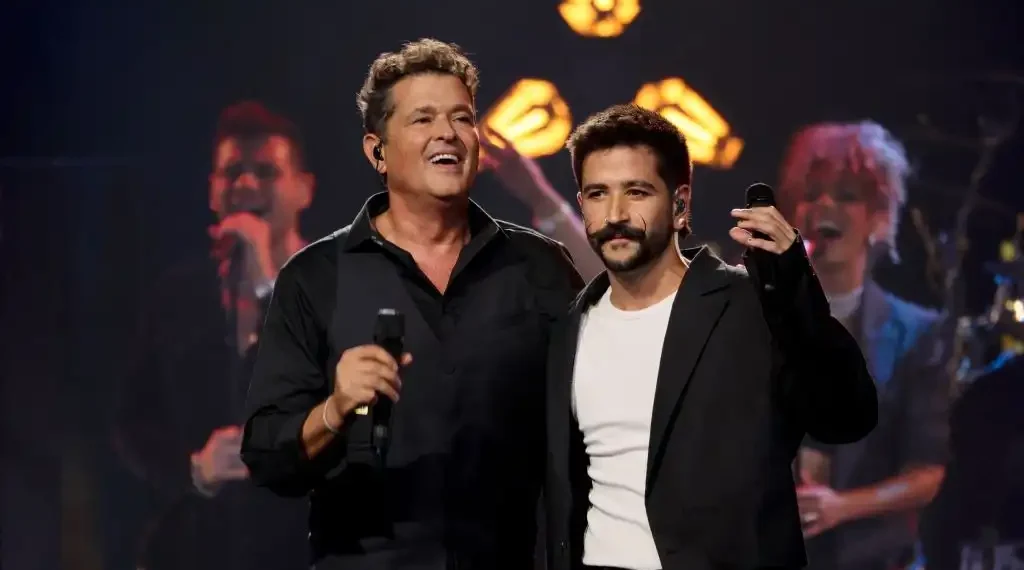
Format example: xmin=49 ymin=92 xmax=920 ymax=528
xmin=240 ymin=39 xmax=584 ymax=570
xmin=113 ymin=101 xmax=312 ymax=570
xmin=778 ymin=122 xmax=952 ymax=570
xmin=543 ymin=105 xmax=878 ymax=570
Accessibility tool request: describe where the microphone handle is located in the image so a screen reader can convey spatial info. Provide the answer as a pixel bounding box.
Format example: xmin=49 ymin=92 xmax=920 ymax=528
xmin=371 ymin=335 xmax=403 ymax=462
xmin=746 ymin=200 xmax=776 ymax=292
xmin=223 ymin=240 xmax=248 ymax=420
xmin=227 ymin=239 xmax=245 ymax=293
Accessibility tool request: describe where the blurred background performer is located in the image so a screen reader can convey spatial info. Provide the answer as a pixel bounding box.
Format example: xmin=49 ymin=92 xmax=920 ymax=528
xmin=480 ymin=128 xmax=604 ymax=280
xmin=113 ymin=101 xmax=312 ymax=570
xmin=240 ymin=39 xmax=583 ymax=570
xmin=778 ymin=121 xmax=953 ymax=570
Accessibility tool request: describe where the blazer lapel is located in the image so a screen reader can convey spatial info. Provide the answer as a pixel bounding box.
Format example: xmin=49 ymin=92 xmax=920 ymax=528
xmin=646 ymin=247 xmax=732 ymax=490
xmin=549 ymin=274 xmax=610 ymax=478
xmin=549 ymin=311 xmax=581 ymax=472
xmin=860 ymin=280 xmax=900 ymax=389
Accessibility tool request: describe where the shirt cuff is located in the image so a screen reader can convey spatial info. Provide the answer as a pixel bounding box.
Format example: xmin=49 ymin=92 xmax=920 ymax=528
xmin=281 ymin=410 xmax=313 ymax=465
xmin=775 ymin=234 xmax=814 ymax=299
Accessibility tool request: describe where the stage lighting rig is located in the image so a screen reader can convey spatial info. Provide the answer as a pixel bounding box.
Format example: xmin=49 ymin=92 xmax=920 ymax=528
xmin=482 ymin=79 xmax=573 ymax=158
xmin=559 ymin=0 xmax=640 ymax=38
xmin=633 ymin=77 xmax=744 ymax=169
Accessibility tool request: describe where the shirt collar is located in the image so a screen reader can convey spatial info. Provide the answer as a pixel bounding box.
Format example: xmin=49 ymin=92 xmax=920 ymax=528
xmin=342 ymin=192 xmax=504 ymax=252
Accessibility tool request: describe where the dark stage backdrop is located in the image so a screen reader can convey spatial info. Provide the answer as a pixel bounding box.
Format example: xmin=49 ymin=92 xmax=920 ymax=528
xmin=1 ymin=0 xmax=1021 ymax=568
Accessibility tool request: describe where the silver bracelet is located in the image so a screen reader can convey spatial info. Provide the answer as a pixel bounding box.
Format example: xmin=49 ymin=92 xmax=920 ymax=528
xmin=322 ymin=398 xmax=340 ymax=434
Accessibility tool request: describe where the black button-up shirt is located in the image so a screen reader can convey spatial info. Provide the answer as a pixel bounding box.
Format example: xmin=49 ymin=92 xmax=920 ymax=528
xmin=241 ymin=193 xmax=584 ymax=570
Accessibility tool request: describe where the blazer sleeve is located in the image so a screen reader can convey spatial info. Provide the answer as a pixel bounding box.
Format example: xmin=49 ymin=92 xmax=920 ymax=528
xmin=897 ymin=315 xmax=954 ymax=467
xmin=746 ymin=236 xmax=878 ymax=445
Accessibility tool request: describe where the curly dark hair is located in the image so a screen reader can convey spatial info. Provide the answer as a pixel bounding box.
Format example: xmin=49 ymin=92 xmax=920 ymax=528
xmin=567 ymin=104 xmax=692 ymax=191
xmin=213 ymin=100 xmax=305 ymax=169
xmin=356 ymin=38 xmax=480 ymax=138
xmin=567 ymin=103 xmax=693 ymax=238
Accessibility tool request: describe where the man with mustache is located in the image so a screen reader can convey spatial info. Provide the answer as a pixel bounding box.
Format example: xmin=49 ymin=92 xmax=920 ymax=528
xmin=544 ymin=104 xmax=877 ymax=570
xmin=114 ymin=101 xmax=311 ymax=570
xmin=240 ymin=39 xmax=583 ymax=570
xmin=778 ymin=122 xmax=952 ymax=570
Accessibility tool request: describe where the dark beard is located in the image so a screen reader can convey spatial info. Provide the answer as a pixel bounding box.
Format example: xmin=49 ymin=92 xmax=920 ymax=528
xmin=588 ymin=220 xmax=674 ymax=274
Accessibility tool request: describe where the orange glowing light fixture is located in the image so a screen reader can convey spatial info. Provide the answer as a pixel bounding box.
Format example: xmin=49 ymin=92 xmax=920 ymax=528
xmin=633 ymin=78 xmax=744 ymax=169
xmin=559 ymin=0 xmax=641 ymax=38
xmin=483 ymin=79 xmax=573 ymax=158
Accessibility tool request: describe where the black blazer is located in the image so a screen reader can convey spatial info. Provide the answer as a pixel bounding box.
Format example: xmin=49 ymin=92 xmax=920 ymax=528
xmin=545 ymin=242 xmax=878 ymax=570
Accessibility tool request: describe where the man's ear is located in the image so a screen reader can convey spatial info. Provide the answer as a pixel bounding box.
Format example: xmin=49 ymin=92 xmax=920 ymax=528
xmin=869 ymin=209 xmax=891 ymax=245
xmin=296 ymin=172 xmax=315 ymax=211
xmin=673 ymin=184 xmax=692 ymax=230
xmin=362 ymin=133 xmax=385 ymax=174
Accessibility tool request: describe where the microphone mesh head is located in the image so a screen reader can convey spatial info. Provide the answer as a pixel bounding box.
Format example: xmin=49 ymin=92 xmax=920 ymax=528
xmin=745 ymin=183 xmax=776 ymax=207
xmin=375 ymin=308 xmax=405 ymax=338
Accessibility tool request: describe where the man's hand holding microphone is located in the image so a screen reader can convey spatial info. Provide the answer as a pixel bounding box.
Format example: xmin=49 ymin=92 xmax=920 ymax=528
xmin=209 ymin=211 xmax=277 ymax=298
xmin=302 ymin=321 xmax=412 ymax=461
xmin=324 ymin=345 xmax=413 ymax=427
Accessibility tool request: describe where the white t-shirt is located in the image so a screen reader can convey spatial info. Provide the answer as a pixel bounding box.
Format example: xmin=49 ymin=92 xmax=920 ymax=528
xmin=571 ymin=288 xmax=676 ymax=570
xmin=827 ymin=286 xmax=864 ymax=330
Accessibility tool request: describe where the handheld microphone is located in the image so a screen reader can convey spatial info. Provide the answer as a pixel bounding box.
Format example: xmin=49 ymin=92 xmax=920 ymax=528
xmin=744 ymin=183 xmax=778 ymax=292
xmin=218 ymin=236 xmax=245 ymax=322
xmin=218 ymin=237 xmax=247 ymax=420
xmin=745 ymin=182 xmax=776 ymax=229
xmin=217 ymin=236 xmax=246 ymax=305
xmin=371 ymin=308 xmax=405 ymax=464
xmin=224 ymin=238 xmax=245 ymax=275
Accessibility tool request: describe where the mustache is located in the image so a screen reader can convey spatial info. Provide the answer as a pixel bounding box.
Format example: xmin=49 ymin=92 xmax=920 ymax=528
xmin=587 ymin=220 xmax=647 ymax=245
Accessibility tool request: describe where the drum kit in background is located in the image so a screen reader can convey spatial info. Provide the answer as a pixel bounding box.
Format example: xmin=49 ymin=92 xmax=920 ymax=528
xmin=921 ymin=217 xmax=1024 ymax=570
